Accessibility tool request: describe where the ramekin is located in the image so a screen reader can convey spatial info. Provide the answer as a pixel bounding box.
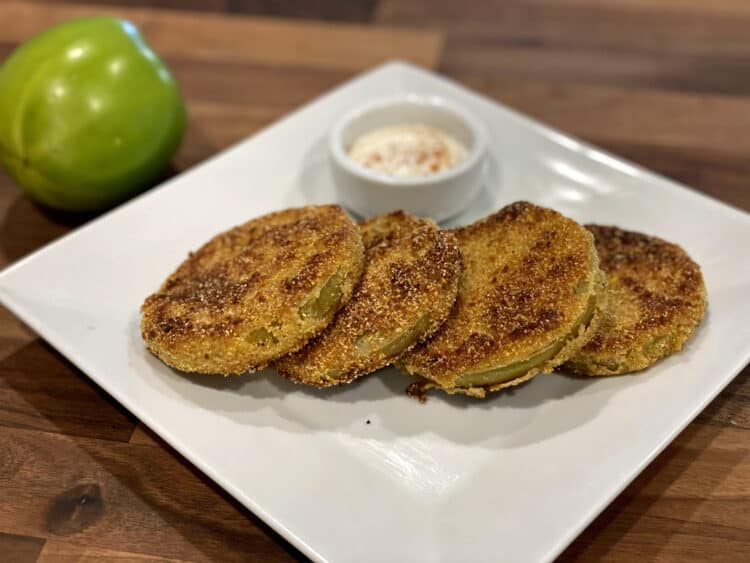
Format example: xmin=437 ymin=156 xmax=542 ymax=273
xmin=329 ymin=94 xmax=487 ymax=222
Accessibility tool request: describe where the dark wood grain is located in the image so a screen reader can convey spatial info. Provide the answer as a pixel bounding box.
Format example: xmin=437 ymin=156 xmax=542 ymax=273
xmin=0 ymin=1 xmax=748 ymax=562
xmin=560 ymin=369 xmax=750 ymax=561
xmin=229 ymin=0 xmax=377 ymax=22
xmin=0 ymin=341 xmax=136 ymax=441
xmin=31 ymin=0 xmax=231 ymax=13
xmin=32 ymin=0 xmax=378 ymax=22
xmin=447 ymin=76 xmax=750 ymax=211
xmin=696 ymin=368 xmax=750 ymax=430
xmin=376 ymin=0 xmax=750 ymax=95
xmin=0 ymin=426 xmax=299 ymax=562
xmin=2 ymin=2 xmax=441 ymax=72
xmin=0 ymin=532 xmax=46 ymax=563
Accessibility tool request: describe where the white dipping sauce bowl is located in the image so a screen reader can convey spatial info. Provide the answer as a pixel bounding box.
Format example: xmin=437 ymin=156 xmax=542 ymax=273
xmin=329 ymin=95 xmax=487 ymax=222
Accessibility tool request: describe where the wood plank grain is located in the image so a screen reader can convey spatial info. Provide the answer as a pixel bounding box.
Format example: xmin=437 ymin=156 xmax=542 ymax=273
xmin=0 ymin=340 xmax=136 ymax=442
xmin=228 ymin=0 xmax=377 ymax=22
xmin=0 ymin=182 xmax=93 ymax=268
xmin=38 ymin=540 xmax=189 ymax=562
xmin=451 ymin=77 xmax=750 ymax=157
xmin=1 ymin=1 xmax=442 ymax=72
xmin=0 ymin=307 xmax=34 ymax=361
xmin=169 ymin=59 xmax=353 ymax=108
xmin=444 ymin=75 xmax=750 ymax=210
xmin=589 ymin=141 xmax=750 ymax=212
xmin=0 ymin=531 xmax=46 ymax=563
xmin=376 ymin=0 xmax=750 ymax=94
xmin=564 ymin=526 xmax=750 ymax=563
xmin=31 ymin=0 xmax=378 ymax=22
xmin=31 ymin=0 xmax=230 ymax=13
xmin=0 ymin=426 xmax=300 ymax=562
xmin=128 ymin=424 xmax=161 ymax=447
xmin=163 ymin=59 xmax=353 ymax=156
xmin=561 ymin=394 xmax=750 ymax=561
xmin=378 ymin=0 xmax=750 ymax=56
xmin=697 ymin=368 xmax=750 ymax=430
xmin=549 ymin=0 xmax=750 ymax=11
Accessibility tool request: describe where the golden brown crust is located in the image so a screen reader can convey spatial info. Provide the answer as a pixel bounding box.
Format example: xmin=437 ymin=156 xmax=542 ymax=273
xmin=140 ymin=205 xmax=364 ymax=375
xmin=405 ymin=268 xmax=609 ymax=399
xmin=564 ymin=225 xmax=707 ymax=376
xmin=276 ymin=211 xmax=462 ymax=386
xmin=399 ymin=201 xmax=605 ymax=396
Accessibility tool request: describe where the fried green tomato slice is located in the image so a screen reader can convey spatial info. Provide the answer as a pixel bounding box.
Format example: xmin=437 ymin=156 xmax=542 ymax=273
xmin=564 ymin=225 xmax=707 ymax=376
xmin=399 ymin=201 xmax=607 ymax=399
xmin=140 ymin=205 xmax=364 ymax=375
xmin=275 ymin=211 xmax=462 ymax=387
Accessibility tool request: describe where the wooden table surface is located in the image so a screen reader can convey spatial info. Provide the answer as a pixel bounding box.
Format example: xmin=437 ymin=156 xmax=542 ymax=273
xmin=0 ymin=1 xmax=748 ymax=561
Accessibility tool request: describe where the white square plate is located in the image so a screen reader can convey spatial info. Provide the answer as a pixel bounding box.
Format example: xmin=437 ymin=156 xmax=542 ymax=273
xmin=1 ymin=61 xmax=748 ymax=563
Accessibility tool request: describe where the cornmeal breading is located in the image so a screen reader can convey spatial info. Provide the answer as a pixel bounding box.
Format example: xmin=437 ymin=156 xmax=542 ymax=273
xmin=400 ymin=201 xmax=606 ymax=398
xmin=276 ymin=211 xmax=462 ymax=386
xmin=141 ymin=205 xmax=364 ymax=375
xmin=564 ymin=225 xmax=707 ymax=376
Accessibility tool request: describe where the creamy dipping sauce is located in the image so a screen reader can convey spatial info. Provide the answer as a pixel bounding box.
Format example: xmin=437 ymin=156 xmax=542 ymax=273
xmin=347 ymin=123 xmax=467 ymax=177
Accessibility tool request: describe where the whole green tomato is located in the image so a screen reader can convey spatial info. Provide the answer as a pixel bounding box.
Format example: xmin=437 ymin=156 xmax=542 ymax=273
xmin=0 ymin=17 xmax=186 ymax=211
